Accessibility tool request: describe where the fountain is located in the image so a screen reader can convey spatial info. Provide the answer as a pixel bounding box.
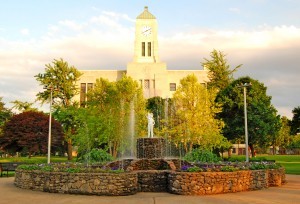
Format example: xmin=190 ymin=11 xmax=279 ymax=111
xmin=14 ymin=111 xmax=286 ymax=196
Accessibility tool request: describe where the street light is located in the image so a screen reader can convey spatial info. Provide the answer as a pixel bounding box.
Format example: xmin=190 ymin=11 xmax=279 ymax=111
xmin=237 ymin=83 xmax=252 ymax=162
xmin=44 ymin=85 xmax=57 ymax=164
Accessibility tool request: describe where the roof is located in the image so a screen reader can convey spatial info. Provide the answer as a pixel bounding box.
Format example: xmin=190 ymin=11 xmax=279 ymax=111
xmin=137 ymin=6 xmax=156 ymax=19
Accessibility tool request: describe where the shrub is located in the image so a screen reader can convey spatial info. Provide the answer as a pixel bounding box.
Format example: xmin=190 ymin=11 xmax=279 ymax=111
xmin=187 ymin=166 xmax=203 ymax=172
xmin=78 ymin=148 xmax=113 ymax=163
xmin=184 ymin=149 xmax=221 ymax=163
xmin=220 ymin=166 xmax=238 ymax=172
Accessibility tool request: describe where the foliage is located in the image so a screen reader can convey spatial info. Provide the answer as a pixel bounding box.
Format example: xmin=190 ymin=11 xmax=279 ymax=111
xmin=249 ymin=163 xmax=268 ymax=170
xmin=216 ymin=76 xmax=281 ymax=157
xmin=220 ymin=166 xmax=238 ymax=172
xmin=146 ymin=96 xmax=166 ymax=130
xmin=288 ymin=134 xmax=300 ymax=149
xmin=35 ymin=58 xmax=82 ymax=160
xmin=202 ymin=49 xmax=242 ymax=91
xmin=82 ymin=75 xmax=147 ymax=158
xmin=0 ymin=111 xmax=64 ymax=156
xmin=187 ymin=166 xmax=203 ymax=172
xmin=184 ymin=148 xmax=221 ymax=163
xmin=35 ymin=58 xmax=82 ymax=108
xmin=276 ymin=116 xmax=292 ymax=153
xmin=10 ymin=100 xmax=37 ymax=112
xmin=78 ymin=148 xmax=113 ymax=163
xmin=17 ymin=163 xmax=125 ymax=173
xmin=0 ymin=97 xmax=13 ymax=135
xmin=164 ymin=74 xmax=225 ymax=151
xmin=290 ymin=106 xmax=300 ymax=135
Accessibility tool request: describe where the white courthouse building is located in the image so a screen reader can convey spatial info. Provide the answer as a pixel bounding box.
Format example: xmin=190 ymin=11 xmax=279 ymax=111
xmin=77 ymin=6 xmax=208 ymax=105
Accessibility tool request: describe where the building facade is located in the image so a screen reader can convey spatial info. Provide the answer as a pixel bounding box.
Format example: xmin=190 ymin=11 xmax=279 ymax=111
xmin=77 ymin=6 xmax=208 ymax=105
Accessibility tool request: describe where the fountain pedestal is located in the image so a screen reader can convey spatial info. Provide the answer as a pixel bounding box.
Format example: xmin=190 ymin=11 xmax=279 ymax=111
xmin=136 ymin=138 xmax=166 ymax=159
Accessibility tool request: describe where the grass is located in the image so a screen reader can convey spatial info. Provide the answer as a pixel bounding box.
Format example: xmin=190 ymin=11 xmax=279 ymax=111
xmin=229 ymin=155 xmax=300 ymax=175
xmin=0 ymin=156 xmax=74 ymax=177
xmin=0 ymin=156 xmax=73 ymax=164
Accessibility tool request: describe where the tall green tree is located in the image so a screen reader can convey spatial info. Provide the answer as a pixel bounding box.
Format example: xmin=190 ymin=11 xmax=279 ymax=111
xmin=290 ymin=106 xmax=300 ymax=135
xmin=216 ymin=76 xmax=281 ymax=156
xmin=202 ymin=49 xmax=242 ymax=90
xmin=77 ymin=75 xmax=147 ymax=158
xmin=0 ymin=97 xmax=12 ymax=136
xmin=35 ymin=58 xmax=82 ymax=107
xmin=35 ymin=58 xmax=82 ymax=160
xmin=164 ymin=74 xmax=225 ymax=152
xmin=276 ymin=116 xmax=292 ymax=154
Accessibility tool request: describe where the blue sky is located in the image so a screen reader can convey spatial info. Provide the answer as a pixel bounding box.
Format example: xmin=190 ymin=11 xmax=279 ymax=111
xmin=0 ymin=0 xmax=299 ymax=118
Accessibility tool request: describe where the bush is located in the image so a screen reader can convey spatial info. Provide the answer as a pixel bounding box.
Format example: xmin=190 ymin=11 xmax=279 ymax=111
xmin=184 ymin=149 xmax=221 ymax=163
xmin=78 ymin=148 xmax=113 ymax=163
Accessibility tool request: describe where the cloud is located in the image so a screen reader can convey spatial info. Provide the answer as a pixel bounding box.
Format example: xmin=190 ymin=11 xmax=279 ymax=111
xmin=0 ymin=10 xmax=299 ymax=119
xmin=20 ymin=28 xmax=29 ymax=35
xmin=229 ymin=7 xmax=241 ymax=14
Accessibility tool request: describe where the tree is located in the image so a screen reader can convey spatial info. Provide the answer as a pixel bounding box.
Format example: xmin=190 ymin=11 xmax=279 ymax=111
xmin=163 ymin=74 xmax=225 ymax=152
xmin=0 ymin=97 xmax=12 ymax=136
xmin=35 ymin=58 xmax=82 ymax=160
xmin=146 ymin=96 xmax=166 ymax=131
xmin=276 ymin=116 xmax=292 ymax=154
xmin=0 ymin=111 xmax=64 ymax=157
xmin=11 ymin=100 xmax=37 ymax=112
xmin=74 ymin=75 xmax=147 ymax=158
xmin=216 ymin=76 xmax=281 ymax=157
xmin=202 ymin=49 xmax=242 ymax=91
xmin=290 ymin=106 xmax=300 ymax=135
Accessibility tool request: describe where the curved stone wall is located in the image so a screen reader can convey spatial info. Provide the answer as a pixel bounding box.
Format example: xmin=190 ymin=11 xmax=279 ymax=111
xmin=14 ymin=170 xmax=137 ymax=196
xmin=168 ymin=168 xmax=286 ymax=195
xmin=14 ymin=168 xmax=285 ymax=196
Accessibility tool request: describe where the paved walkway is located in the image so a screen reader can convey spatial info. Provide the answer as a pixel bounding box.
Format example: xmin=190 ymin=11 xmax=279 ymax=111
xmin=0 ymin=174 xmax=300 ymax=204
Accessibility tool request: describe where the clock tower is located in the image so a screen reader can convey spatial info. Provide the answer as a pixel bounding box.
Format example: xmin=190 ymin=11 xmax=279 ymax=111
xmin=127 ymin=6 xmax=168 ymax=98
xmin=133 ymin=6 xmax=160 ymax=63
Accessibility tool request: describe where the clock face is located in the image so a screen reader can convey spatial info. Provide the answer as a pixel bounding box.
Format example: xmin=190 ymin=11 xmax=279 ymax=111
xmin=141 ymin=26 xmax=152 ymax=36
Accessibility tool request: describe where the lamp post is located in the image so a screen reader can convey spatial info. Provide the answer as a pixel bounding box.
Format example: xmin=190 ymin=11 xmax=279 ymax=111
xmin=45 ymin=85 xmax=56 ymax=164
xmin=238 ymin=83 xmax=251 ymax=162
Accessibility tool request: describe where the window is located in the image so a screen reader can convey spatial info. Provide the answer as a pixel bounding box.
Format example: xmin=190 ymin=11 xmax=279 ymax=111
xmin=148 ymin=42 xmax=151 ymax=56
xmin=144 ymin=79 xmax=150 ymax=89
xmin=170 ymin=83 xmax=176 ymax=91
xmin=80 ymin=83 xmax=87 ymax=107
xmin=87 ymin=83 xmax=93 ymax=101
xmin=139 ymin=79 xmax=143 ymax=87
xmin=142 ymin=42 xmax=145 ymax=56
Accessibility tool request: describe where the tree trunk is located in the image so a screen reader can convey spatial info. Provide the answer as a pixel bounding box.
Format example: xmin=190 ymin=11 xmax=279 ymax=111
xmin=249 ymin=144 xmax=255 ymax=158
xmin=67 ymin=139 xmax=73 ymax=160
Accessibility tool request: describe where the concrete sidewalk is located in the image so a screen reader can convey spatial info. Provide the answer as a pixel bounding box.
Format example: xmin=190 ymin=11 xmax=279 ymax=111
xmin=1 ymin=174 xmax=300 ymax=204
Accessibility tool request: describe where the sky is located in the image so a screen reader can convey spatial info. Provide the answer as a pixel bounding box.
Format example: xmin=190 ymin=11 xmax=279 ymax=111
xmin=0 ymin=0 xmax=299 ymax=118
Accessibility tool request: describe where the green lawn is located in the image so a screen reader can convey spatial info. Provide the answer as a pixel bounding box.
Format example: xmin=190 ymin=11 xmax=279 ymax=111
xmin=0 ymin=156 xmax=72 ymax=164
xmin=0 ymin=156 xmax=74 ymax=177
xmin=229 ymin=155 xmax=300 ymax=175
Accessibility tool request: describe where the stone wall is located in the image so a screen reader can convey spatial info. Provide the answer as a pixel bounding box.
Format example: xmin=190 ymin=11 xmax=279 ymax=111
xmin=14 ymin=170 xmax=137 ymax=196
xmin=268 ymin=168 xmax=286 ymax=187
xmin=137 ymin=170 xmax=168 ymax=192
xmin=14 ymin=168 xmax=285 ymax=196
xmin=136 ymin=138 xmax=166 ymax=159
xmin=168 ymin=169 xmax=285 ymax=195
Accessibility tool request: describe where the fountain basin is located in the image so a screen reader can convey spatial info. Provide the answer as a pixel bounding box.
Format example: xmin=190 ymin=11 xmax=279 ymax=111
xmin=14 ymin=168 xmax=285 ymax=196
